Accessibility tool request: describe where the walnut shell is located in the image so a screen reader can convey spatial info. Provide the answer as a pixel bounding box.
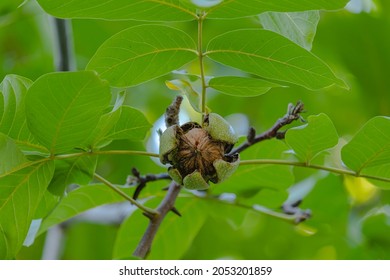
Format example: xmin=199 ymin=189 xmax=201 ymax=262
xmin=159 ymin=113 xmax=239 ymax=190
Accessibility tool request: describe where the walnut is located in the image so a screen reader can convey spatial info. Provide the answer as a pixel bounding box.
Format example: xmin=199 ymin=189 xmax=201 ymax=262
xmin=159 ymin=98 xmax=239 ymax=190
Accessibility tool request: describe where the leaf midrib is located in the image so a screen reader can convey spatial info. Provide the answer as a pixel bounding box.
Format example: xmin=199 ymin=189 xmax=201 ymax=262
xmin=205 ymin=49 xmax=336 ymax=83
xmin=98 ymin=48 xmax=198 ymax=76
xmin=50 ymin=0 xmax=197 ymax=19
xmin=0 ymin=161 xmax=47 ymax=212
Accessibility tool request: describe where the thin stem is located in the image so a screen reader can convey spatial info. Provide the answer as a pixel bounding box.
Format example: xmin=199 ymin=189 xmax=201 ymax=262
xmin=129 ymin=167 xmax=171 ymax=200
xmin=54 ymin=150 xmax=159 ymax=160
xmin=94 ymin=150 xmax=159 ymax=157
xmin=1 ymin=150 xmax=159 ymax=178
xmin=133 ymin=181 xmax=182 ymax=258
xmin=229 ymin=101 xmax=304 ymax=155
xmin=197 ymin=12 xmax=207 ymax=118
xmin=205 ymin=197 xmax=300 ymax=224
xmin=93 ymin=173 xmax=159 ymax=216
xmin=240 ymin=159 xmax=390 ymax=183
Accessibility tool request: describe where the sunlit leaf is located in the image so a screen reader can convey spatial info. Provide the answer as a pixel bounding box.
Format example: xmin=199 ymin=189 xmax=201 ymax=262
xmin=206 ymin=198 xmax=248 ymax=230
xmin=33 ymin=190 xmax=60 ymax=219
xmin=207 ymin=0 xmax=349 ymax=19
xmin=87 ymin=25 xmax=197 ymax=87
xmin=35 ymin=0 xmax=348 ymax=21
xmin=166 ymin=79 xmax=201 ymax=112
xmin=206 ymin=29 xmax=346 ymax=90
xmin=344 ymin=176 xmax=378 ymax=205
xmin=244 ymin=188 xmax=288 ymax=208
xmin=102 ymin=106 xmax=152 ymax=142
xmin=0 ymin=133 xmax=27 ymax=175
xmin=35 ymin=0 xmax=197 ymax=21
xmin=87 ymin=93 xmax=125 ymax=149
xmin=285 ymin=113 xmax=339 ymax=163
xmin=26 ymin=71 xmax=111 ymax=154
xmin=0 ymin=151 xmax=54 ymax=259
xmin=208 ymin=76 xmax=282 ymax=97
xmin=341 ymin=116 xmax=390 ymax=181
xmin=215 ymin=141 xmax=294 ymax=194
xmin=38 ymin=184 xmax=126 ymax=235
xmin=0 ymin=75 xmax=46 ymax=152
xmin=48 ymin=156 xmax=97 ymax=196
xmin=259 ymin=11 xmax=320 ymax=50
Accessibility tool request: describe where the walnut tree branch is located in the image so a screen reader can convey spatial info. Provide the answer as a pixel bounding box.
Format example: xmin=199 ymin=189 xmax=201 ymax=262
xmin=133 ymin=181 xmax=182 ymax=259
xmin=51 ymin=17 xmax=76 ymax=71
xmin=127 ymin=167 xmax=171 ymax=200
xmin=229 ymin=101 xmax=305 ymax=155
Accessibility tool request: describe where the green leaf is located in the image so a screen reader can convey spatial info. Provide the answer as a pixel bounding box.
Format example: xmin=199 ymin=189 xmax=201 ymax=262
xmin=34 ymin=190 xmax=60 ymax=219
xmin=215 ymin=141 xmax=294 ymax=194
xmin=0 ymin=75 xmax=45 ymax=152
xmin=244 ymin=188 xmax=288 ymax=208
xmin=207 ymin=0 xmax=349 ymax=19
xmin=259 ymin=11 xmax=320 ymax=51
xmin=38 ymin=184 xmax=126 ymax=235
xmin=208 ymin=76 xmax=282 ymax=97
xmin=87 ymin=93 xmax=125 ymax=149
xmin=113 ymin=198 xmax=158 ymax=259
xmin=166 ymin=79 xmax=201 ymax=112
xmin=48 ymin=156 xmax=97 ymax=196
xmin=362 ymin=208 xmax=390 ymax=245
xmin=149 ymin=197 xmax=207 ymax=259
xmin=114 ymin=197 xmax=207 ymax=259
xmin=88 ymin=109 xmax=122 ymax=149
xmin=341 ymin=117 xmax=390 ymax=180
xmin=26 ymin=71 xmax=111 ymax=154
xmin=87 ymin=25 xmax=198 ymax=87
xmin=102 ymin=106 xmax=152 ymax=142
xmin=0 ymin=0 xmax=24 ymax=15
xmin=35 ymin=0 xmax=197 ymax=21
xmin=0 ymin=75 xmax=31 ymax=137
xmin=89 ymin=104 xmax=151 ymax=149
xmin=206 ymin=29 xmax=346 ymax=90
xmin=0 ymin=158 xmax=54 ymax=259
xmin=0 ymin=133 xmax=27 ymax=175
xmin=206 ymin=198 xmax=248 ymax=230
xmin=285 ymin=113 xmax=339 ymax=163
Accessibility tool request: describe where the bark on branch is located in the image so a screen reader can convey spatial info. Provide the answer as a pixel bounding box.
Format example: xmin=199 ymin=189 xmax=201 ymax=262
xmin=229 ymin=101 xmax=305 ymax=155
xmin=133 ymin=181 xmax=181 ymax=258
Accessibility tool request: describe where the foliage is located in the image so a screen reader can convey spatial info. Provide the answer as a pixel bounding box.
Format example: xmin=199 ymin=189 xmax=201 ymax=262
xmin=0 ymin=0 xmax=389 ymax=260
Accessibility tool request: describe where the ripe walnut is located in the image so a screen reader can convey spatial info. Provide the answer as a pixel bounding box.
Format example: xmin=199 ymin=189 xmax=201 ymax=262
xmin=159 ymin=106 xmax=240 ymax=190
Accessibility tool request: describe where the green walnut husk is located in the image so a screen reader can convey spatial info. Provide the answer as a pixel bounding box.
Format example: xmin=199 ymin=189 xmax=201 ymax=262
xmin=159 ymin=113 xmax=240 ymax=190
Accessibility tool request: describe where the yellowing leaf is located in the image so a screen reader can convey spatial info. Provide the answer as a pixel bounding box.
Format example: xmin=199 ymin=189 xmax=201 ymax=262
xmin=344 ymin=176 xmax=378 ymax=205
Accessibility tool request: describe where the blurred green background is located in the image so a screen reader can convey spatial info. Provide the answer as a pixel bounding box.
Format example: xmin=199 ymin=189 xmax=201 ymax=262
xmin=1 ymin=0 xmax=390 ymax=259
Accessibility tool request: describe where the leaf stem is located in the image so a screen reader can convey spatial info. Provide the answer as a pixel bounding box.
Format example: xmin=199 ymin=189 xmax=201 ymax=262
xmin=239 ymin=159 xmax=390 ymax=183
xmin=197 ymin=12 xmax=207 ymax=119
xmin=94 ymin=150 xmax=159 ymax=157
xmin=206 ymin=197 xmax=301 ymax=224
xmin=93 ymin=173 xmax=159 ymax=216
xmin=54 ymin=150 xmax=159 ymax=160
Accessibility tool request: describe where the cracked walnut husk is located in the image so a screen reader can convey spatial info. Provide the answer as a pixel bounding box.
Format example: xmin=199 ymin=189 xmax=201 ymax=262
xmin=159 ymin=113 xmax=239 ymax=190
